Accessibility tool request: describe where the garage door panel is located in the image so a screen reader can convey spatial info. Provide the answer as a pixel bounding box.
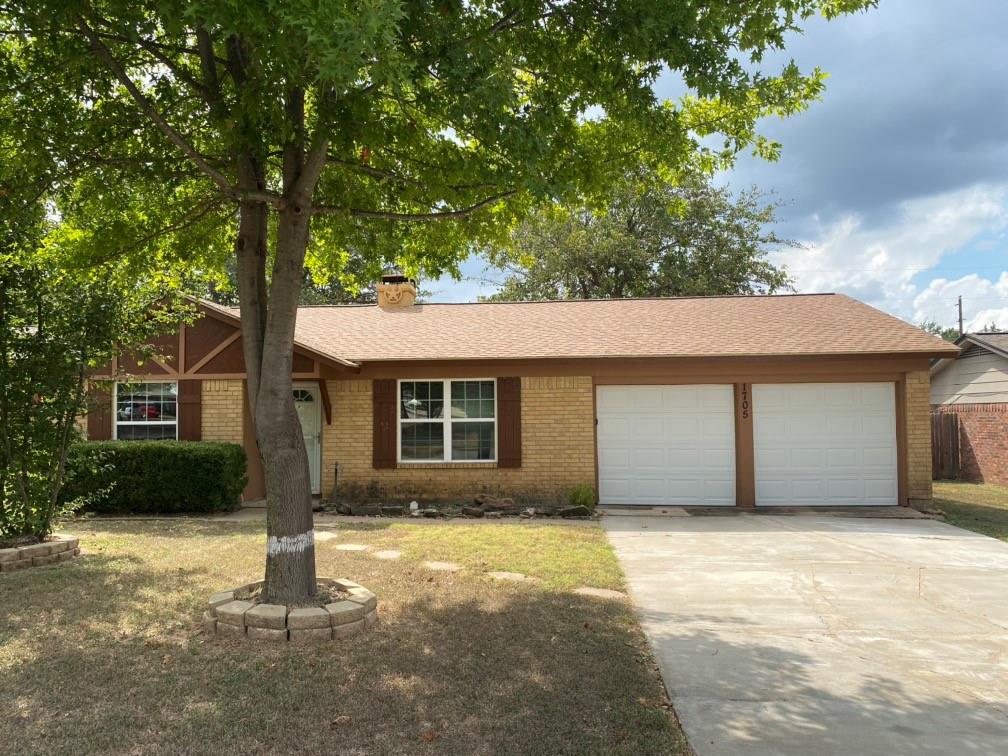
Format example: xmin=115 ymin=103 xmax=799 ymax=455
xmin=826 ymin=448 xmax=860 ymax=468
xmin=597 ymin=447 xmax=630 ymax=469
xmin=668 ymin=449 xmax=702 ymax=468
xmin=597 ymin=385 xmax=735 ymax=506
xmin=697 ymin=385 xmax=730 ymax=408
xmin=663 ymin=386 xmax=698 ymax=410
xmin=790 ymin=448 xmax=825 ymax=468
xmin=861 ymin=383 xmax=894 ymax=407
xmin=700 ymin=414 xmax=734 ymax=438
xmin=635 ymin=447 xmax=666 ymax=469
xmin=864 ymin=479 xmax=897 ymax=499
xmin=664 ymin=416 xmax=700 ymax=437
xmin=703 ymin=448 xmax=735 ymax=468
xmin=631 ymin=476 xmax=671 ymax=501
xmin=826 ymin=415 xmax=859 ymax=435
xmin=599 ymin=477 xmax=630 ymax=501
xmin=863 ymin=446 xmax=897 ymax=467
xmin=826 ymin=479 xmax=865 ymax=500
xmin=598 ymin=416 xmax=630 ymax=439
xmin=635 ymin=416 xmax=664 ymax=439
xmin=704 ymin=479 xmax=735 ymax=502
xmin=756 ymin=447 xmax=788 ymax=468
xmin=629 ymin=387 xmax=663 ymax=410
xmin=754 ymin=382 xmax=897 ymax=506
xmin=862 ymin=415 xmax=894 ymax=436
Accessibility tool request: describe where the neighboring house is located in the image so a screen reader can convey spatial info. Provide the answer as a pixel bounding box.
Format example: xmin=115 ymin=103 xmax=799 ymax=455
xmin=930 ymin=332 xmax=1008 ymax=486
xmin=85 ymin=278 xmax=957 ymax=508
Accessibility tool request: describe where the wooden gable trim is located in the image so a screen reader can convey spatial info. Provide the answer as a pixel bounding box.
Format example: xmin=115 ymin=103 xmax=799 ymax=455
xmin=186 ymin=330 xmax=241 ymax=375
xmin=317 ymin=378 xmax=332 ymax=425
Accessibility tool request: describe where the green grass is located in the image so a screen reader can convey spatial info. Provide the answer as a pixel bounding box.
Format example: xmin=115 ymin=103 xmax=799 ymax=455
xmin=0 ymin=518 xmax=688 ymax=756
xmin=930 ymin=481 xmax=1008 ymax=540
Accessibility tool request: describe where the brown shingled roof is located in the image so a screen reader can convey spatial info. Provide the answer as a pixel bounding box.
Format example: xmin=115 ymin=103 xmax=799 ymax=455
xmin=277 ymin=293 xmax=957 ymax=364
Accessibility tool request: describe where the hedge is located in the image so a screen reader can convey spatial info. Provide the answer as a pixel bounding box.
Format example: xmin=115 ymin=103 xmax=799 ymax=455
xmin=62 ymin=441 xmax=247 ymax=515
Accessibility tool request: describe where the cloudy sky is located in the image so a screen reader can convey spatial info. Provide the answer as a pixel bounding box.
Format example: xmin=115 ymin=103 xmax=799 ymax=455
xmin=429 ymin=0 xmax=1008 ymax=331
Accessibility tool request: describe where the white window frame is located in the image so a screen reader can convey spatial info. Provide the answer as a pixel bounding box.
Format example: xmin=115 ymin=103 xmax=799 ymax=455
xmin=113 ymin=380 xmax=179 ymax=441
xmin=397 ymin=378 xmax=497 ymax=463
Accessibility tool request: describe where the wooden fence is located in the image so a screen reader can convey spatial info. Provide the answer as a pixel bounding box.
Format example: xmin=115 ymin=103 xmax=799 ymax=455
xmin=931 ymin=411 xmax=960 ymax=480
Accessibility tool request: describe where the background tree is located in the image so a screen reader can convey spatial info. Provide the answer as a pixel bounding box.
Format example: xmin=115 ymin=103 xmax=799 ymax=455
xmin=2 ymin=0 xmax=876 ymax=602
xmin=918 ymin=320 xmax=1002 ymax=341
xmin=485 ymin=171 xmax=794 ymax=301
xmin=918 ymin=320 xmax=962 ymax=342
xmin=0 ymin=250 xmax=187 ymax=544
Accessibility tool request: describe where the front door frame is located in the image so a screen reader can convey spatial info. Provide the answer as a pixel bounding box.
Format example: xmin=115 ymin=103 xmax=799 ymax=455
xmin=293 ymin=381 xmax=323 ymax=495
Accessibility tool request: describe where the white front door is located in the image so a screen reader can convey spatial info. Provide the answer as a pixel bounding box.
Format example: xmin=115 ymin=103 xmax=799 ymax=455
xmin=596 ymin=385 xmax=736 ymax=506
xmin=293 ymin=384 xmax=322 ymax=495
xmin=753 ymin=382 xmax=897 ymax=506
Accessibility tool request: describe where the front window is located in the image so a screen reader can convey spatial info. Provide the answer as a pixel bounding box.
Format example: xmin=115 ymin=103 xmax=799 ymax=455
xmin=115 ymin=382 xmax=178 ymax=440
xmin=399 ymin=379 xmax=495 ymax=462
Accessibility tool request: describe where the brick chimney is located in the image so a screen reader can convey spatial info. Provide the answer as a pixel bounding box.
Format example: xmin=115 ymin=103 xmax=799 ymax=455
xmin=376 ymin=274 xmax=417 ymax=310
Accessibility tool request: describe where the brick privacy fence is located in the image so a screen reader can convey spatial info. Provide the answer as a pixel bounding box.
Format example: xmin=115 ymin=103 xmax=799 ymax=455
xmin=932 ymin=403 xmax=1008 ymax=486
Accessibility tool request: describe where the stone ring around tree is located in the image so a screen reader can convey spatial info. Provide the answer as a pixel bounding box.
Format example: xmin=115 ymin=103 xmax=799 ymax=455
xmin=204 ymin=577 xmax=378 ymax=643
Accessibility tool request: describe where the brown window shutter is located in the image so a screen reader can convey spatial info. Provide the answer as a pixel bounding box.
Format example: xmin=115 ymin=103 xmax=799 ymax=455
xmin=373 ymin=379 xmax=397 ymax=469
xmin=177 ymin=380 xmax=202 ymax=441
xmin=497 ymin=377 xmax=521 ymax=468
xmin=87 ymin=383 xmax=112 ymax=440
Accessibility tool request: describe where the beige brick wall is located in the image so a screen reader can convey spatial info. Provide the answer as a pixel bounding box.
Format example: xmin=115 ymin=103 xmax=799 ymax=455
xmin=321 ymin=376 xmax=596 ymax=503
xmin=905 ymin=369 xmax=932 ymax=504
xmin=201 ymin=379 xmax=244 ymax=444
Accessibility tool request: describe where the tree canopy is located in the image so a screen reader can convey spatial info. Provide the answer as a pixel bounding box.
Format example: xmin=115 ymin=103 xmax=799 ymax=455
xmin=485 ymin=171 xmax=795 ymax=301
xmin=0 ymin=0 xmax=878 ymax=601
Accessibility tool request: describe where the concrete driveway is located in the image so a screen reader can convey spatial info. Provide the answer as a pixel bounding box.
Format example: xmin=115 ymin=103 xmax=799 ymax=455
xmin=603 ymin=512 xmax=1008 ymax=756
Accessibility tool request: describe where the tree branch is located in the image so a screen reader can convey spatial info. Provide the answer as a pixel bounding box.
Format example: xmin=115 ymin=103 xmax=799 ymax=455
xmin=73 ymin=14 xmax=281 ymax=208
xmin=314 ymin=191 xmax=516 ymax=222
xmin=326 ymin=154 xmax=499 ymax=192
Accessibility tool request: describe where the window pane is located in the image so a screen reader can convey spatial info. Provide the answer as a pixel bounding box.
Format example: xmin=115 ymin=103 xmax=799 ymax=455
xmin=116 ymin=382 xmax=178 ymax=427
xmin=450 ymin=380 xmax=495 ymax=419
xmin=451 ymin=421 xmax=495 ymax=460
xmin=401 ymin=422 xmax=445 ymax=460
xmin=117 ymin=423 xmax=177 ymax=441
xmin=401 ymin=381 xmax=444 ymax=419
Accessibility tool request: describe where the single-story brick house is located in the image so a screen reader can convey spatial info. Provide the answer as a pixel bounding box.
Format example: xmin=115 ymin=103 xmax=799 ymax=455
xmin=930 ymin=331 xmax=1008 ymax=486
xmin=85 ymin=279 xmax=958 ymax=507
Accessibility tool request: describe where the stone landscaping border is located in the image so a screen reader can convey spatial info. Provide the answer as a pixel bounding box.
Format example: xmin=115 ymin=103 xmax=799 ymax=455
xmin=203 ymin=577 xmax=378 ymax=643
xmin=0 ymin=534 xmax=80 ymax=572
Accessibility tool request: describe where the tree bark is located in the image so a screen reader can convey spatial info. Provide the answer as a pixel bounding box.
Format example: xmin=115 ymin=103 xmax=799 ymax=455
xmin=230 ymin=160 xmax=317 ymax=603
xmin=257 ymin=195 xmax=317 ymax=604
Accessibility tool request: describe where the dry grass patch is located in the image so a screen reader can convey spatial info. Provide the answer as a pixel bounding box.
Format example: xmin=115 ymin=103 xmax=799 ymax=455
xmin=930 ymin=481 xmax=1008 ymax=541
xmin=0 ymin=519 xmax=688 ymax=756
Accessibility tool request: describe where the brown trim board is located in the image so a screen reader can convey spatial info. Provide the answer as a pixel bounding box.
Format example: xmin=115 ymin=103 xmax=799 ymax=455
xmin=355 ymin=354 xmax=931 ymax=381
xmin=733 ymin=383 xmax=755 ymax=508
xmin=895 ymin=377 xmax=908 ymax=506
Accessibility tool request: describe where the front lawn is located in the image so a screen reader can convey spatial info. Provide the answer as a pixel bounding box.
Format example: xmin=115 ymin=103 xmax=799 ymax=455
xmin=930 ymin=481 xmax=1008 ymax=541
xmin=0 ymin=519 xmax=688 ymax=756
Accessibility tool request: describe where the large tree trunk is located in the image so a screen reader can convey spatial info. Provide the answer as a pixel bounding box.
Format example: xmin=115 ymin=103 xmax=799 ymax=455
xmin=256 ymin=199 xmax=317 ymax=604
xmin=234 ymin=177 xmax=318 ymax=605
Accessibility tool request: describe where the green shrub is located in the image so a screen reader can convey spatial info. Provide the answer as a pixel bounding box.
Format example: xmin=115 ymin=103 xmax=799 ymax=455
xmin=62 ymin=441 xmax=247 ymax=515
xmin=567 ymin=484 xmax=597 ymax=511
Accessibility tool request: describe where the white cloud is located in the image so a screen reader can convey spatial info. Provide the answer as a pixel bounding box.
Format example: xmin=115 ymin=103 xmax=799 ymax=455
xmin=773 ymin=184 xmax=1008 ymax=323
xmin=913 ymin=272 xmax=1008 ymax=332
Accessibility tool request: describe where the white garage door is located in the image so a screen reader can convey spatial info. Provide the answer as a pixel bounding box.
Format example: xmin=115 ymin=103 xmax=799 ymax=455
xmin=596 ymin=385 xmax=736 ymax=506
xmin=753 ymin=383 xmax=897 ymax=506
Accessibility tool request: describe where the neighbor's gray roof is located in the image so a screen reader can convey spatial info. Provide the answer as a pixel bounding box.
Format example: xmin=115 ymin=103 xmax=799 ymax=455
xmin=218 ymin=293 xmax=959 ymax=365
xmin=957 ymin=332 xmax=1008 ymax=359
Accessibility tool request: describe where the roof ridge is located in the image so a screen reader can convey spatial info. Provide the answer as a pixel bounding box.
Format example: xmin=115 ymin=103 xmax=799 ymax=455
xmin=294 ymin=292 xmax=838 ymax=308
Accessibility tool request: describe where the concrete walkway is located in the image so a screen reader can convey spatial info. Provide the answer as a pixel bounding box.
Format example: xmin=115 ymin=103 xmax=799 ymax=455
xmin=603 ymin=513 xmax=1008 ymax=756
